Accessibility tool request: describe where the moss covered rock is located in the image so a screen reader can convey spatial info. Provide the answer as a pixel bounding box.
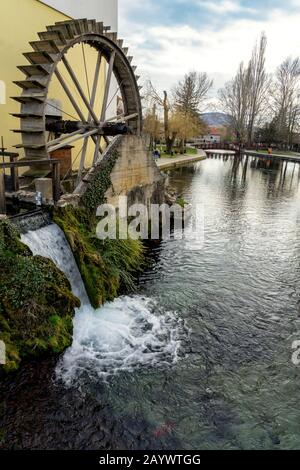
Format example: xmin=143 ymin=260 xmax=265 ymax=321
xmin=54 ymin=206 xmax=145 ymax=309
xmin=0 ymin=221 xmax=80 ymax=373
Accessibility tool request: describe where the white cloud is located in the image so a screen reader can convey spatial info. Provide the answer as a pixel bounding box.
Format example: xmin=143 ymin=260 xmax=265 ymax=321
xmin=197 ymin=0 xmax=256 ymax=14
xmin=119 ymin=1 xmax=300 ymax=102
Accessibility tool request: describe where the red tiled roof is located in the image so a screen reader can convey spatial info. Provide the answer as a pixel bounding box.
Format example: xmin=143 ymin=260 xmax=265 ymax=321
xmin=209 ymin=126 xmax=221 ymax=135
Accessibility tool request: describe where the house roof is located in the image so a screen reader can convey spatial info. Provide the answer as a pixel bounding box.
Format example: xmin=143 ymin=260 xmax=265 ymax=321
xmin=208 ymin=127 xmax=222 ymax=136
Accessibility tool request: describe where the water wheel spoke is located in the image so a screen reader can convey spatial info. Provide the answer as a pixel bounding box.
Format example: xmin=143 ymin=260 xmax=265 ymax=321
xmin=90 ymin=52 xmax=102 ymax=115
xmin=104 ymin=82 xmax=122 ymax=120
xmin=62 ymin=55 xmax=99 ymax=124
xmin=55 ymin=69 xmax=86 ymax=122
xmin=107 ymin=113 xmax=139 ymax=123
xmin=48 ymin=128 xmax=98 ymax=153
xmin=47 ymin=128 xmax=86 ymax=148
xmin=77 ymin=52 xmax=103 ymax=184
xmin=82 ymin=43 xmax=91 ymax=103
xmin=45 ymin=100 xmax=78 ymax=121
xmin=93 ymin=135 xmax=102 ymax=165
xmin=100 ymin=51 xmax=116 ymax=122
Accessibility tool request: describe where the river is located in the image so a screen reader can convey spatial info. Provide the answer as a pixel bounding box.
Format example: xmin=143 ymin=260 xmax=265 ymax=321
xmin=1 ymin=155 xmax=300 ymax=450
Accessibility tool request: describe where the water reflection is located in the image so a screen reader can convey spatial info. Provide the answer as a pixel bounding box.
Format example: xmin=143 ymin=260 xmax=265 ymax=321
xmin=135 ymin=156 xmax=300 ymax=449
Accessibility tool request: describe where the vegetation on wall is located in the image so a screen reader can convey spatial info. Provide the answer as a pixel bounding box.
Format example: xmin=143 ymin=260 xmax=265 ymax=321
xmin=0 ymin=221 xmax=79 ymax=373
xmin=54 ymin=206 xmax=145 ymax=309
xmin=81 ymin=149 xmax=120 ymax=212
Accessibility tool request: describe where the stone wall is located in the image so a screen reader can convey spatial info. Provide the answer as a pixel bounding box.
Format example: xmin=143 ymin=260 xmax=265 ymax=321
xmin=105 ymin=135 xmax=165 ymax=208
xmin=61 ymin=135 xmax=165 ymax=211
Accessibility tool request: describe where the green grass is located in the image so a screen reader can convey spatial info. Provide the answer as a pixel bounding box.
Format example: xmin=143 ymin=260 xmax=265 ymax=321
xmin=156 ymin=145 xmax=198 ymax=158
xmin=186 ymin=146 xmax=198 ymax=155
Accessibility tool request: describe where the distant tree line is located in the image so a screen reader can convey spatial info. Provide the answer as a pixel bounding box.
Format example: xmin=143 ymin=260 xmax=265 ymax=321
xmin=219 ymin=33 xmax=300 ymax=149
xmin=143 ymin=32 xmax=300 ymax=153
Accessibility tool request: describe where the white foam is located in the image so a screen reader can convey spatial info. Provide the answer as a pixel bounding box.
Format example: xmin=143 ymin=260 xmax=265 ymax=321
xmin=57 ymin=296 xmax=182 ymax=384
xmin=21 ymin=225 xmax=183 ymax=384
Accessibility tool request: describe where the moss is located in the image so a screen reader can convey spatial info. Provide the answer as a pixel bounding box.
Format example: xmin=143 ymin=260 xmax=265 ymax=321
xmin=176 ymin=197 xmax=188 ymax=208
xmin=54 ymin=206 xmax=145 ymax=309
xmin=81 ymin=149 xmax=120 ymax=212
xmin=0 ymin=221 xmax=80 ymax=374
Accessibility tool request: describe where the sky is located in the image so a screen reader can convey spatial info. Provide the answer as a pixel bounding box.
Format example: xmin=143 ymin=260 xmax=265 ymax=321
xmin=118 ymin=0 xmax=300 ymax=108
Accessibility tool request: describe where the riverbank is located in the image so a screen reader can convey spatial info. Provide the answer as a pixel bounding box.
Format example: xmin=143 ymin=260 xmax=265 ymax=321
xmin=156 ymin=150 xmax=206 ymax=170
xmin=245 ymin=150 xmax=300 ymax=163
xmin=0 ymin=209 xmax=146 ymax=373
xmin=0 ymin=221 xmax=80 ymax=373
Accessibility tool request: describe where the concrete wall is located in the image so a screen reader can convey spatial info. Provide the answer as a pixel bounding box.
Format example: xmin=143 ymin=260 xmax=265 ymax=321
xmin=106 ymin=136 xmax=165 ymax=208
xmin=39 ymin=0 xmax=118 ymax=30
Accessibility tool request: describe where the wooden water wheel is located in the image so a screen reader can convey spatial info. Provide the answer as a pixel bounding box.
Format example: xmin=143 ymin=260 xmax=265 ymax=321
xmin=11 ymin=18 xmax=142 ymax=184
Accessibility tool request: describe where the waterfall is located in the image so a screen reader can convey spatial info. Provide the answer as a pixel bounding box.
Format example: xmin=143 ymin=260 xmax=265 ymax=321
xmin=22 ymin=224 xmax=89 ymax=304
xmin=21 ymin=224 xmax=183 ymax=384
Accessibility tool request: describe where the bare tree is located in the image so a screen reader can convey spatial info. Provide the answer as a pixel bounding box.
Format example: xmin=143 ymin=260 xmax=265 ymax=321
xmin=247 ymin=33 xmax=270 ymax=142
xmin=146 ymin=73 xmax=212 ymax=154
xmin=219 ymin=33 xmax=270 ymax=144
xmin=173 ymin=72 xmax=212 ymax=151
xmin=146 ymin=81 xmax=176 ymax=154
xmin=173 ymin=71 xmax=213 ymax=115
xmin=272 ymin=57 xmax=300 ymax=147
xmin=219 ymin=63 xmax=250 ymax=143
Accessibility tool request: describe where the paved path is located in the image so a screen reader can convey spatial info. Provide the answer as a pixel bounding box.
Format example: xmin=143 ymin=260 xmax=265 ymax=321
xmin=156 ymin=150 xmax=206 ymax=170
xmin=206 ymin=149 xmax=236 ymax=156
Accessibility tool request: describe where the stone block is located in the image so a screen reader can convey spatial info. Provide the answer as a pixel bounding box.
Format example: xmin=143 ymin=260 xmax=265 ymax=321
xmin=35 ymin=178 xmax=53 ymax=202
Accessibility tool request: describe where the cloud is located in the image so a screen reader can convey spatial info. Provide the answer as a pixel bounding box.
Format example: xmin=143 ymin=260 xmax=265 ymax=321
xmin=197 ymin=0 xmax=256 ymax=15
xmin=119 ymin=0 xmax=300 ymax=104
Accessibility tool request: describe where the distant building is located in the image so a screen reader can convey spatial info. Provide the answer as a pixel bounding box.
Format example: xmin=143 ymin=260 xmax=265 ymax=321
xmin=196 ymin=127 xmax=222 ymax=144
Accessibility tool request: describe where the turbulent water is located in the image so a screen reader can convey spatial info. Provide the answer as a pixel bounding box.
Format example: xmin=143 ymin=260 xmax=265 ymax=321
xmin=22 ymin=225 xmax=184 ymax=383
xmin=1 ymin=155 xmax=300 ymax=450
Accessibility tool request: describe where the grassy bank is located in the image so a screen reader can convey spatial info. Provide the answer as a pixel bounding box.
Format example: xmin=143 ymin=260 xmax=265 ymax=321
xmin=156 ymin=145 xmax=198 ymax=158
xmin=0 ymin=144 xmax=146 ymax=373
xmin=0 ymin=221 xmax=79 ymax=373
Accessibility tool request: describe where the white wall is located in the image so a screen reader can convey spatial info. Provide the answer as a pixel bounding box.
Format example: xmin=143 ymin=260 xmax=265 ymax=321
xmin=203 ymin=135 xmax=221 ymax=143
xmin=39 ymin=0 xmax=118 ymax=31
xmin=39 ymin=0 xmax=119 ymax=120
